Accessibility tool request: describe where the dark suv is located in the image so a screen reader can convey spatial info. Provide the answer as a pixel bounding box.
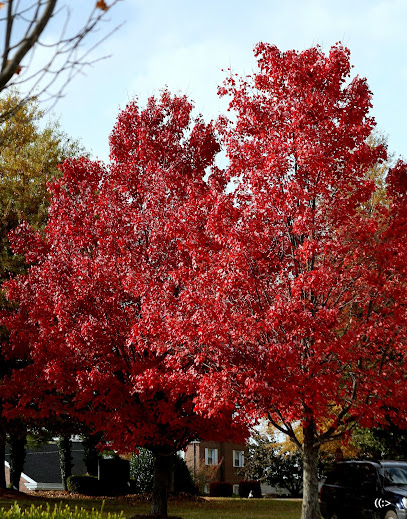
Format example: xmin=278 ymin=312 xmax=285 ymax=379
xmin=320 ymin=460 xmax=407 ymax=519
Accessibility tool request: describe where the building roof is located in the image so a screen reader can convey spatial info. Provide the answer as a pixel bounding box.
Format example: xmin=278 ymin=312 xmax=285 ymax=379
xmin=6 ymin=442 xmax=87 ymax=487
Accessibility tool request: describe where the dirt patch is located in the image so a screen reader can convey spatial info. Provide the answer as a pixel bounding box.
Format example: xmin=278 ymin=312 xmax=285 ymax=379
xmin=0 ymin=488 xmax=43 ymax=501
xmin=29 ymin=491 xmax=151 ymax=501
xmin=28 ymin=491 xmax=108 ymax=501
xmin=129 ymin=517 xmax=182 ymax=519
xmin=129 ymin=516 xmax=182 ymax=519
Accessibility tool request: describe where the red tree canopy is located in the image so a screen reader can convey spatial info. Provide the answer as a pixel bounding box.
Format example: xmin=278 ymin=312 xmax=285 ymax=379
xmin=2 ymin=91 xmax=246 ymax=454
xmin=176 ymin=43 xmax=407 ymax=519
xmin=190 ymin=43 xmax=407 ymax=439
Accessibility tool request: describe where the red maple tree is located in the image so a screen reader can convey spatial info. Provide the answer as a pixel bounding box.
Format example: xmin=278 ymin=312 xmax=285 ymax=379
xmin=2 ymin=91 xmax=246 ymax=516
xmin=186 ymin=44 xmax=407 ymax=519
xmin=2 ymin=44 xmax=407 ymax=519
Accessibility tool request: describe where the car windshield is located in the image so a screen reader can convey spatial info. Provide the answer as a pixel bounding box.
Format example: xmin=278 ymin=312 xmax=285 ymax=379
xmin=383 ymin=465 xmax=407 ymax=486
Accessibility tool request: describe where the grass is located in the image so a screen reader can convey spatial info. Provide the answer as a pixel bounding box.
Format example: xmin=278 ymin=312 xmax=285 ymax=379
xmin=168 ymin=497 xmax=303 ymax=519
xmin=0 ymin=494 xmax=303 ymax=519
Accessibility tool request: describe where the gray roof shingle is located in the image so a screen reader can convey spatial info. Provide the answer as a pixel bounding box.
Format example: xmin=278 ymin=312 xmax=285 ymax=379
xmin=6 ymin=442 xmax=87 ymax=484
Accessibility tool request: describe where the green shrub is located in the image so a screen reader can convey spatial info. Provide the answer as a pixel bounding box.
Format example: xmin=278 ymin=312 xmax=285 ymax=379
xmin=130 ymin=450 xmax=197 ymax=495
xmin=129 ymin=449 xmax=154 ymax=493
xmin=66 ymin=475 xmax=102 ymax=496
xmin=0 ymin=502 xmax=124 ymax=518
xmin=209 ymin=481 xmax=233 ymax=497
xmin=238 ymin=479 xmax=262 ymax=498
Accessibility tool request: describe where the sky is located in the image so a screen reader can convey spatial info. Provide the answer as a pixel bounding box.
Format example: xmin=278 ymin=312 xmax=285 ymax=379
xmin=45 ymin=0 xmax=407 ymax=163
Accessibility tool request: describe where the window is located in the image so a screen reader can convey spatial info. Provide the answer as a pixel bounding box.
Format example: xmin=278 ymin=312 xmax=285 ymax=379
xmin=384 ymin=465 xmax=407 ymax=486
xmin=205 ymin=448 xmax=218 ymax=465
xmin=325 ymin=463 xmax=377 ymax=489
xmin=233 ymin=450 xmax=245 ymax=467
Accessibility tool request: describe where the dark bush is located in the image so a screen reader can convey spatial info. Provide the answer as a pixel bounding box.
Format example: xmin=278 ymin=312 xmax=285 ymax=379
xmin=82 ymin=432 xmax=103 ymax=477
xmin=174 ymin=454 xmax=197 ymax=495
xmin=209 ymin=481 xmax=233 ymax=497
xmin=128 ymin=478 xmax=139 ymax=494
xmin=67 ymin=475 xmax=102 ymax=496
xmin=238 ymin=480 xmax=262 ymax=498
xmin=98 ymin=456 xmax=130 ymax=495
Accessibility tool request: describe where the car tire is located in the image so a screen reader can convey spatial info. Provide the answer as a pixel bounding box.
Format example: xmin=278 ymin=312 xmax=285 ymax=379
xmin=384 ymin=511 xmax=398 ymax=519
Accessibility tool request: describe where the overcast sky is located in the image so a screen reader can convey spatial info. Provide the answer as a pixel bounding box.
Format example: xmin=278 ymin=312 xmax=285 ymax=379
xmin=50 ymin=0 xmax=406 ymax=163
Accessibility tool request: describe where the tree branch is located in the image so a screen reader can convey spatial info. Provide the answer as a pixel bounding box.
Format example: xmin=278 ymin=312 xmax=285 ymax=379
xmin=0 ymin=0 xmax=58 ymax=91
xmin=0 ymin=1 xmax=122 ymax=119
xmin=267 ymin=409 xmax=302 ymax=449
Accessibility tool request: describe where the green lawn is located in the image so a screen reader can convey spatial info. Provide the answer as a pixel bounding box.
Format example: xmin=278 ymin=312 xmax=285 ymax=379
xmin=0 ymin=496 xmax=303 ymax=519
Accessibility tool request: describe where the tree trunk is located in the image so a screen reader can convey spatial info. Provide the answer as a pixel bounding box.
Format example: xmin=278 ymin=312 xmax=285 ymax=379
xmin=9 ymin=432 xmax=26 ymax=490
xmin=82 ymin=432 xmax=102 ymax=477
xmin=150 ymin=451 xmax=173 ymax=518
xmin=0 ymin=428 xmax=6 ymax=488
xmin=301 ymin=424 xmax=321 ymax=519
xmin=57 ymin=434 xmax=72 ymax=491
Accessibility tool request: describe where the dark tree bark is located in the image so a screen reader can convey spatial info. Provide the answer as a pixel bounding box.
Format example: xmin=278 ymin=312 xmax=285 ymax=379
xmin=9 ymin=432 xmax=26 ymax=490
xmin=57 ymin=434 xmax=72 ymax=491
xmin=0 ymin=427 xmax=6 ymax=488
xmin=150 ymin=451 xmax=174 ymax=518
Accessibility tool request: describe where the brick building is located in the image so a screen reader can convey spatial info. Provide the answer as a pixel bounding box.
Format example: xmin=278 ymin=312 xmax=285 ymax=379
xmin=185 ymin=440 xmax=248 ymax=494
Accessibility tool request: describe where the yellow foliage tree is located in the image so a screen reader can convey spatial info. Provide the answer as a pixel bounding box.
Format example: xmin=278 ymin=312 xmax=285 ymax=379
xmin=0 ymin=91 xmax=83 ymax=281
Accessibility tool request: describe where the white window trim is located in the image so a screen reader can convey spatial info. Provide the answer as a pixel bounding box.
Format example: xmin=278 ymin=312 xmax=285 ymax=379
xmin=233 ymin=449 xmax=244 ymax=467
xmin=205 ymin=447 xmax=218 ymax=465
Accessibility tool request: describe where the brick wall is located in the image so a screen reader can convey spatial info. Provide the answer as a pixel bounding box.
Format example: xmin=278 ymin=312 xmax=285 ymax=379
xmin=4 ymin=462 xmax=32 ymax=492
xmin=185 ymin=440 xmax=248 ymax=489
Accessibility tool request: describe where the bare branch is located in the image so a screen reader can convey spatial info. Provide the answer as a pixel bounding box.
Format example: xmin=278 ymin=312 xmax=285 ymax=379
xmin=317 ymin=375 xmax=358 ymax=445
xmin=0 ymin=0 xmax=57 ymax=90
xmin=2 ymin=0 xmax=14 ymax=71
xmin=267 ymin=409 xmax=302 ymax=449
xmin=0 ymin=1 xmax=123 ymax=117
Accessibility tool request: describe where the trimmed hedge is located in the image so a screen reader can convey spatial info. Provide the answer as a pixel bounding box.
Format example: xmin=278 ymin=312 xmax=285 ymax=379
xmin=0 ymin=503 xmax=124 ymax=518
xmin=66 ymin=475 xmax=102 ymax=496
xmin=209 ymin=481 xmax=233 ymax=497
xmin=238 ymin=480 xmax=262 ymax=498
